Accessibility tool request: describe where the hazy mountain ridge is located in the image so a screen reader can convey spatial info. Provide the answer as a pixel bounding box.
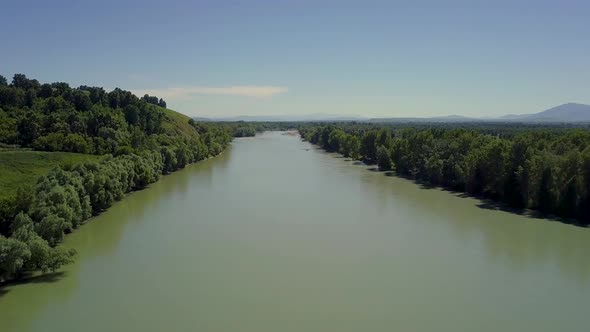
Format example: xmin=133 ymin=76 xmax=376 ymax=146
xmin=371 ymin=103 xmax=590 ymax=123
xmin=195 ymin=103 xmax=590 ymax=123
xmin=500 ymin=103 xmax=590 ymax=122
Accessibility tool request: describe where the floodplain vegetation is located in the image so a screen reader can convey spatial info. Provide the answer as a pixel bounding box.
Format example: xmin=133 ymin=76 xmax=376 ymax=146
xmin=299 ymin=123 xmax=590 ymax=225
xmin=0 ymin=74 xmax=245 ymax=281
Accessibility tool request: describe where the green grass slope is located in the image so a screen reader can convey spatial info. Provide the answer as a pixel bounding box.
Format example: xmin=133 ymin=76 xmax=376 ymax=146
xmin=0 ymin=107 xmax=195 ymax=200
xmin=0 ymin=103 xmax=198 ymax=197
xmin=159 ymin=106 xmax=200 ymax=140
xmin=0 ymin=151 xmax=100 ymax=198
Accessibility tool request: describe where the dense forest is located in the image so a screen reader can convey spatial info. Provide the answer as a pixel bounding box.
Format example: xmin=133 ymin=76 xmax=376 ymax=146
xmin=0 ymin=74 xmax=234 ymax=281
xmin=299 ymin=123 xmax=590 ymax=225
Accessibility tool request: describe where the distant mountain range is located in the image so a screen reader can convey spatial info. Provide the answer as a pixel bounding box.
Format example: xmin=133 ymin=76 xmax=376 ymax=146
xmin=370 ymin=103 xmax=590 ymax=123
xmin=195 ymin=103 xmax=590 ymax=123
xmin=497 ymin=103 xmax=590 ymax=122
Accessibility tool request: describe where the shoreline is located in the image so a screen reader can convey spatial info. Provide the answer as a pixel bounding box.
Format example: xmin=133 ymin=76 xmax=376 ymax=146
xmin=0 ymin=146 xmax=231 ymax=286
xmin=304 ymin=139 xmax=586 ymax=228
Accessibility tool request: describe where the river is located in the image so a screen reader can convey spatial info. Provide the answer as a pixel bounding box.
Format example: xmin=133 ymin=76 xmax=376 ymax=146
xmin=1 ymin=131 xmax=589 ymax=332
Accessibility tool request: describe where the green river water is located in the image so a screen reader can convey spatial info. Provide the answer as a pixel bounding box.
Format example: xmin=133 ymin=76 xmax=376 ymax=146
xmin=1 ymin=131 xmax=589 ymax=331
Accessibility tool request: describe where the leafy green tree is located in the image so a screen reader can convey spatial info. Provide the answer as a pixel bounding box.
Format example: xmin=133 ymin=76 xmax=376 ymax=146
xmin=0 ymin=109 xmax=17 ymax=144
xmin=376 ymin=128 xmax=392 ymax=147
xmin=72 ymin=90 xmax=92 ymax=111
xmin=11 ymin=213 xmax=75 ymax=273
xmin=0 ymin=86 xmax=25 ymax=107
xmin=33 ymin=133 xmax=65 ymax=151
xmin=0 ymin=235 xmax=30 ymax=280
xmin=343 ymin=135 xmax=361 ymax=159
xmin=63 ymin=133 xmax=91 ymax=153
xmin=124 ymin=105 xmax=140 ymax=125
xmin=424 ymin=153 xmax=444 ymax=184
xmin=174 ymin=144 xmax=191 ymax=169
xmin=0 ymin=197 xmax=17 ymax=236
xmin=160 ymin=146 xmax=178 ymax=173
xmin=361 ymin=131 xmax=378 ymax=162
xmin=38 ymin=83 xmax=53 ymax=98
xmin=537 ymin=166 xmax=557 ymax=213
xmin=12 ymin=74 xmax=36 ymax=90
xmin=376 ymin=145 xmax=393 ymax=171
xmin=34 ymin=214 xmax=69 ymax=246
xmin=15 ymin=185 xmax=34 ymax=215
xmin=24 ymin=89 xmax=37 ymax=107
xmin=17 ymin=111 xmax=42 ymax=145
xmin=327 ymin=129 xmax=345 ymax=152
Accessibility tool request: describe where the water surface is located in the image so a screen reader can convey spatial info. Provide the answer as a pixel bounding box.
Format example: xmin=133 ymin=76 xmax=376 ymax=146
xmin=1 ymin=131 xmax=589 ymax=332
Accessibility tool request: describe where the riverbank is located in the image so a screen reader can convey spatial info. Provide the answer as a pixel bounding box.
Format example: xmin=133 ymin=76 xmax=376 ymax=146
xmin=0 ymin=147 xmax=228 ymax=285
xmin=298 ymin=124 xmax=590 ymax=226
xmin=307 ymin=139 xmax=585 ymax=227
xmin=0 ymin=142 xmax=231 ymax=283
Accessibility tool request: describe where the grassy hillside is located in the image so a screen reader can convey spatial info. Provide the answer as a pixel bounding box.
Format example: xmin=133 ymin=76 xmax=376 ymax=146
xmin=160 ymin=106 xmax=200 ymax=140
xmin=0 ymin=151 xmax=100 ymax=198
xmin=0 ymin=107 xmax=196 ymax=200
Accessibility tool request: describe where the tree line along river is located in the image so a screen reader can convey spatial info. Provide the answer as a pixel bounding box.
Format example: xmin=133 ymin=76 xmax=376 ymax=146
xmin=1 ymin=131 xmax=589 ymax=332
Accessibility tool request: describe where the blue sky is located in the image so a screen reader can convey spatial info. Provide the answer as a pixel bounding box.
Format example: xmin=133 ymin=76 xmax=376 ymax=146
xmin=1 ymin=0 xmax=589 ymax=118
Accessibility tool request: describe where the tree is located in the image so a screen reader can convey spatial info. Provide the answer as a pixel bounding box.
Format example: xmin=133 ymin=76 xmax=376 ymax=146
xmin=158 ymin=98 xmax=167 ymax=108
xmin=38 ymin=83 xmax=53 ymax=98
xmin=160 ymin=146 xmax=178 ymax=173
xmin=105 ymin=88 xmax=120 ymax=108
xmin=361 ymin=131 xmax=378 ymax=162
xmin=538 ymin=166 xmax=557 ymax=213
xmin=345 ymin=135 xmax=361 ymax=160
xmin=11 ymin=212 xmax=75 ymax=273
xmin=340 ymin=134 xmax=360 ymax=159
xmin=17 ymin=111 xmax=42 ymax=145
xmin=376 ymin=128 xmax=392 ymax=147
xmin=0 ymin=109 xmax=17 ymax=144
xmin=327 ymin=129 xmax=345 ymax=152
xmin=51 ymin=82 xmax=71 ymax=96
xmin=142 ymin=94 xmax=159 ymax=105
xmin=63 ymin=133 xmax=91 ymax=153
xmin=73 ymin=90 xmax=92 ymax=111
xmin=0 ymin=75 xmax=7 ymax=86
xmin=557 ymin=178 xmax=578 ymax=218
xmin=24 ymin=89 xmax=37 ymax=107
xmin=15 ymin=186 xmax=34 ymax=215
xmin=0 ymin=86 xmax=25 ymax=107
xmin=0 ymin=235 xmax=31 ymax=280
xmin=424 ymin=153 xmax=444 ymax=184
xmin=376 ymin=145 xmax=393 ymax=171
xmin=174 ymin=145 xmax=191 ymax=169
xmin=124 ymin=104 xmax=140 ymax=125
xmin=47 ymin=247 xmax=76 ymax=272
xmin=12 ymin=74 xmax=30 ymax=89
xmin=34 ymin=214 xmax=69 ymax=246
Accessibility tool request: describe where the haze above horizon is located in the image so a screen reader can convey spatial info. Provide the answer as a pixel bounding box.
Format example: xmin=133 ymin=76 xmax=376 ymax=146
xmin=1 ymin=0 xmax=589 ymax=118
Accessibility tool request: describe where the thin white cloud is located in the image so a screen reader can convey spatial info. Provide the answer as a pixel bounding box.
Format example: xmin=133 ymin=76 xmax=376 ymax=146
xmin=132 ymin=86 xmax=288 ymax=100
